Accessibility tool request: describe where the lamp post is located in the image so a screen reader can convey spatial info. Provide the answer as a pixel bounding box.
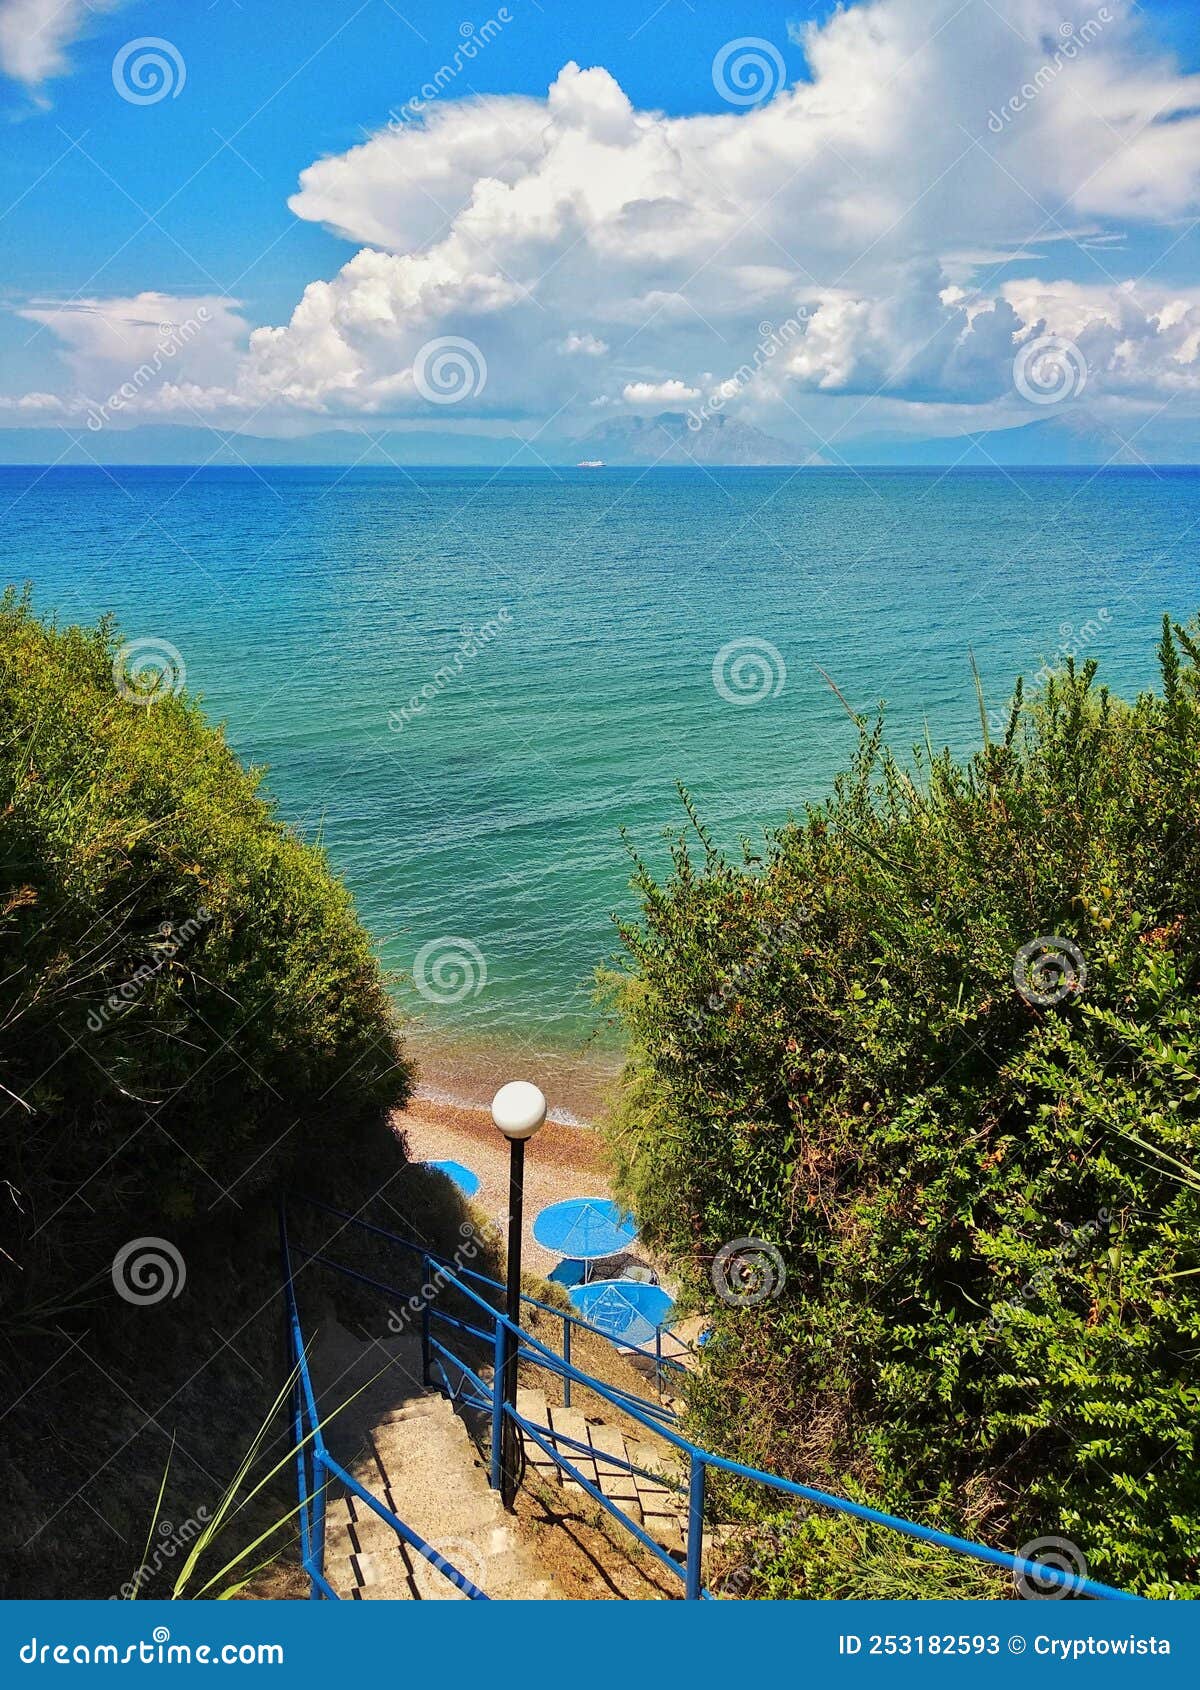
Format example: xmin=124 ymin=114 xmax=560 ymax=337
xmin=491 ymin=1079 xmax=546 ymax=1509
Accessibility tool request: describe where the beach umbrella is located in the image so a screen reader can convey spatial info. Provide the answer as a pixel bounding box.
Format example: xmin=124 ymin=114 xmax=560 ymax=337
xmin=424 ymin=1159 xmax=481 ymax=1199
xmin=568 ymin=1279 xmax=675 ymax=1350
xmin=532 ymin=1197 xmax=639 ymax=1261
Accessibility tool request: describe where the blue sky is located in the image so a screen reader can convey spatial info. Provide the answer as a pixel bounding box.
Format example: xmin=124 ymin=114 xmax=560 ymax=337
xmin=1 ymin=2 xmax=868 ymax=331
xmin=3 ymin=0 xmax=1200 ymax=458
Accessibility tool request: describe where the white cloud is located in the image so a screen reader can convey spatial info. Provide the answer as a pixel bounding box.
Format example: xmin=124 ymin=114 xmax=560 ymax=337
xmin=622 ymin=379 xmax=701 ymax=404
xmin=5 ymin=294 xmax=249 ymax=423
xmin=560 ymin=331 xmax=608 ymax=356
xmin=0 ymin=0 xmax=124 ymax=87
xmin=8 ymin=0 xmax=1200 ymax=444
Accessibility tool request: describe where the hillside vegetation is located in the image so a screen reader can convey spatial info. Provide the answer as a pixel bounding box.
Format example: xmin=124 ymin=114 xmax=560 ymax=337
xmin=0 ymin=592 xmax=419 ymax=1595
xmin=607 ymin=617 xmax=1200 ymax=1597
xmin=0 ymin=590 xmax=412 ymax=1312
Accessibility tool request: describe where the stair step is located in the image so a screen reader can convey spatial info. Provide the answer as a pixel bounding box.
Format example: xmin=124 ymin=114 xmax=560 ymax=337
xmin=516 ymin=1385 xmax=548 ymax=1426
xmin=374 ymin=1398 xmax=450 ymax=1426
xmin=629 ymin=1439 xmax=674 ymax=1482
xmin=641 ymin=1509 xmax=685 ymax=1556
xmin=515 ymin=1387 xmax=560 ymax=1481
xmin=546 ymin=1404 xmax=598 ymax=1492
xmin=587 ymin=1424 xmax=642 ymax=1519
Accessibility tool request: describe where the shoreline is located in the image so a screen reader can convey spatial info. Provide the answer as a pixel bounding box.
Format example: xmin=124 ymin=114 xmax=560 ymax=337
xmin=413 ymin=1081 xmax=595 ymax=1130
xmin=404 ymin=1027 xmax=625 ymax=1129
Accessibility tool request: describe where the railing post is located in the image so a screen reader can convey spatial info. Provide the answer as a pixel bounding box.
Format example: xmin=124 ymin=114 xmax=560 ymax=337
xmin=489 ymin=1315 xmax=506 ymax=1492
xmin=311 ymin=1453 xmax=328 ymax=1596
xmin=562 ymin=1314 xmax=572 ymax=1409
xmin=655 ymin=1325 xmax=663 ymax=1398
xmin=420 ymin=1257 xmax=432 ymax=1386
xmin=685 ymin=1455 xmax=706 ymax=1599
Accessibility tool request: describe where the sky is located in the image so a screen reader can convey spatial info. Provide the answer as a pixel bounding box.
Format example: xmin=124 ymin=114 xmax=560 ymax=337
xmin=2 ymin=0 xmax=1200 ymax=459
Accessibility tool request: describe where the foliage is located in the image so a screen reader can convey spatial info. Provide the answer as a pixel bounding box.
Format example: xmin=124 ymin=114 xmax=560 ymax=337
xmin=0 ymin=589 xmax=412 ymax=1313
xmin=711 ymin=1502 xmax=1007 ymax=1600
xmin=607 ymin=617 xmax=1200 ymax=1596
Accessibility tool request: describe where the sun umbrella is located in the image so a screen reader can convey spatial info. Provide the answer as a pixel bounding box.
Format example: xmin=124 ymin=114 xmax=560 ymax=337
xmin=424 ymin=1159 xmax=481 ymax=1199
xmin=568 ymin=1279 xmax=675 ymax=1350
xmin=532 ymin=1197 xmax=639 ymax=1260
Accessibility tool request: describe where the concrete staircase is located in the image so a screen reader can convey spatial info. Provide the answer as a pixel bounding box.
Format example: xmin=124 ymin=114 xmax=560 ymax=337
xmin=513 ymin=1384 xmax=732 ymax=1567
xmin=322 ymin=1392 xmax=557 ymax=1600
xmin=306 ymin=1311 xmax=727 ymax=1597
xmin=309 ymin=1317 xmax=559 ymax=1601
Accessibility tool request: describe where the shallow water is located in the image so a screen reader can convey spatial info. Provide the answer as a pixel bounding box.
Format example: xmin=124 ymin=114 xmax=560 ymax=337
xmin=7 ymin=463 xmax=1198 ymax=1106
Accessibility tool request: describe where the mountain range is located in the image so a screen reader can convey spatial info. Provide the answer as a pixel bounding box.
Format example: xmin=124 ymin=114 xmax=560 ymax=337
xmin=1 ymin=409 xmax=1198 ymax=468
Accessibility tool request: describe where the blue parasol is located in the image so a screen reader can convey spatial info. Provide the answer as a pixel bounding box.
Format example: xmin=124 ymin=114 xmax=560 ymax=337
xmin=532 ymin=1197 xmax=639 ymax=1260
xmin=568 ymin=1279 xmax=675 ymax=1350
xmin=424 ymin=1159 xmax=481 ymax=1199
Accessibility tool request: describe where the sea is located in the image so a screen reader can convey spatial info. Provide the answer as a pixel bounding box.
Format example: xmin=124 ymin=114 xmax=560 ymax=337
xmin=4 ymin=464 xmax=1198 ymax=1118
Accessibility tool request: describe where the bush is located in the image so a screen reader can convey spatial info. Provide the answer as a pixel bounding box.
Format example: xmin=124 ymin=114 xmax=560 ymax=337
xmin=0 ymin=590 xmax=412 ymax=1314
xmin=606 ymin=617 xmax=1200 ymax=1597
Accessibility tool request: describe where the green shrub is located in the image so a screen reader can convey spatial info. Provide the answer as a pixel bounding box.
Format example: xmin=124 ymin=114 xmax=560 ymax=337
xmin=711 ymin=1503 xmax=1007 ymax=1600
xmin=0 ymin=590 xmax=412 ymax=1313
xmin=606 ymin=617 xmax=1200 ymax=1597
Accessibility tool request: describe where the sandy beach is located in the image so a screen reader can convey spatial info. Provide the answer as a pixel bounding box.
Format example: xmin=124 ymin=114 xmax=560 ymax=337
xmin=395 ymin=1090 xmax=615 ymax=1276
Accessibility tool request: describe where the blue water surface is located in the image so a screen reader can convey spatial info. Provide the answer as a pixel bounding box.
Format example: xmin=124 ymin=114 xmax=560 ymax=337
xmin=4 ymin=464 xmax=1197 ymax=1061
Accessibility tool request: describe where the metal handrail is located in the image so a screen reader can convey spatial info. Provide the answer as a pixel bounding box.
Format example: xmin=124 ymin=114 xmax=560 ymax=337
xmin=280 ymin=1209 xmax=490 ymax=1600
xmin=408 ymin=1244 xmax=1141 ymax=1603
xmin=291 ymin=1239 xmax=677 ymax=1427
xmin=290 ymin=1191 xmax=689 ymax=1399
xmin=289 ymin=1200 xmax=1140 ymax=1603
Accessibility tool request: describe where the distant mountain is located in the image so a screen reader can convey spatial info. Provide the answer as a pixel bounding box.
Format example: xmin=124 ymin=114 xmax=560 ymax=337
xmin=842 ymin=411 xmax=1200 ymax=468
xmin=575 ymin=412 xmax=826 ymax=467
xmin=0 ymin=425 xmax=553 ymax=468
xmin=3 ymin=408 xmax=1199 ymax=469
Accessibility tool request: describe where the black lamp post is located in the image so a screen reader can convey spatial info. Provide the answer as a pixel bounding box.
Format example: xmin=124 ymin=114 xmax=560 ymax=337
xmin=490 ymin=1080 xmax=546 ymax=1509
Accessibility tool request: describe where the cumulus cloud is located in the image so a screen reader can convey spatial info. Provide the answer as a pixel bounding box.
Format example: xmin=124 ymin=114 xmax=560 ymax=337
xmin=8 ymin=0 xmax=1200 ymax=444
xmin=623 ymin=379 xmax=701 ymax=404
xmin=560 ymin=331 xmax=608 ymax=356
xmin=0 ymin=0 xmax=124 ymax=87
xmin=4 ymin=295 xmax=249 ymax=423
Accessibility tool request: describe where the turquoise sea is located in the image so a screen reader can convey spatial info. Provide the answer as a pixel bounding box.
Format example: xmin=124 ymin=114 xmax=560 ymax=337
xmin=5 ymin=465 xmax=1198 ymax=1112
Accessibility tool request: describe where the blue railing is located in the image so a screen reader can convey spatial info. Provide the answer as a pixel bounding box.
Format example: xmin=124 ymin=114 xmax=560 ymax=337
xmin=291 ymin=1192 xmax=684 ymax=1414
xmin=279 ymin=1209 xmax=489 ymax=1600
xmin=286 ymin=1198 xmax=1140 ymax=1603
